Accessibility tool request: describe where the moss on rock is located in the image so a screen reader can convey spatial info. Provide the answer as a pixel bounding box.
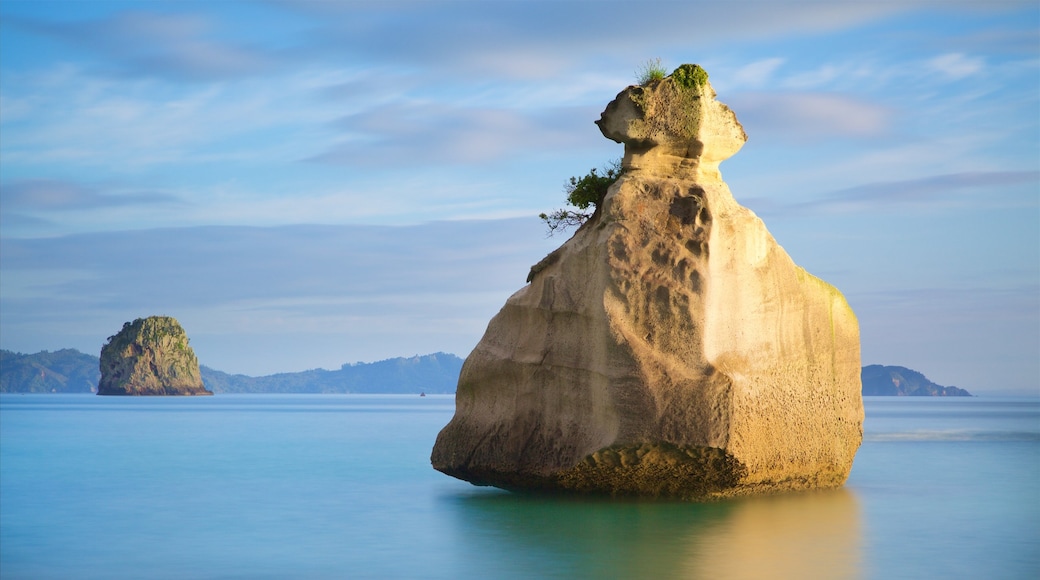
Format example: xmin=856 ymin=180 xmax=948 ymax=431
xmin=671 ymin=64 xmax=709 ymax=90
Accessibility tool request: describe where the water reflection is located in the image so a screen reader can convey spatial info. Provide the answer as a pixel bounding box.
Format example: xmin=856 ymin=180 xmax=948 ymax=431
xmin=686 ymin=490 xmax=861 ymax=579
xmin=446 ymin=488 xmax=861 ymax=579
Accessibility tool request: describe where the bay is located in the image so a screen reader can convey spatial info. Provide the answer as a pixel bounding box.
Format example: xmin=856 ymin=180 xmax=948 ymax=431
xmin=1 ymin=394 xmax=1037 ymax=579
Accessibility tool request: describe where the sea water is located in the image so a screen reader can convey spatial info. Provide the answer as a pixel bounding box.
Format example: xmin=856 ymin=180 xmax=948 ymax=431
xmin=1 ymin=394 xmax=1037 ymax=579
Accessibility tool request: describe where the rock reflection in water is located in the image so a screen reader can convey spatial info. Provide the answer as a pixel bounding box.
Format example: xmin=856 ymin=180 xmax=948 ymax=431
xmin=687 ymin=489 xmax=861 ymax=579
xmin=447 ymin=488 xmax=860 ymax=579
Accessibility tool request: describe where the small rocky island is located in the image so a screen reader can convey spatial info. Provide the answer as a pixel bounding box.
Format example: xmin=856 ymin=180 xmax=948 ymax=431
xmin=431 ymin=65 xmax=864 ymax=499
xmin=98 ymin=316 xmax=212 ymax=396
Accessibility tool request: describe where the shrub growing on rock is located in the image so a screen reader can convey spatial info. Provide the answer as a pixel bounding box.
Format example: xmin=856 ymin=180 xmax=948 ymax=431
xmin=539 ymin=160 xmax=622 ymax=236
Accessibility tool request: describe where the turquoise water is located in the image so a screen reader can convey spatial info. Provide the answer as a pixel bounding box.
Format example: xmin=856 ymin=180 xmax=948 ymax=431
xmin=1 ymin=395 xmax=1037 ymax=579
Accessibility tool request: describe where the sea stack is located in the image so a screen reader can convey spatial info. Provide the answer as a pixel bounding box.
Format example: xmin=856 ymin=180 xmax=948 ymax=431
xmin=98 ymin=316 xmax=211 ymax=396
xmin=431 ymin=65 xmax=863 ymax=498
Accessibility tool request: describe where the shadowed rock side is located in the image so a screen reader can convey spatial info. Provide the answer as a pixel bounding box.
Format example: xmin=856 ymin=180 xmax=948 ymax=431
xmin=431 ymin=65 xmax=863 ymax=499
xmin=98 ymin=316 xmax=212 ymax=396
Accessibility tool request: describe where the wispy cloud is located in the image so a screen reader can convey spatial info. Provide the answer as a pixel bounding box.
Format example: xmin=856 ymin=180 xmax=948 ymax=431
xmin=0 ymin=179 xmax=186 ymax=236
xmin=10 ymin=10 xmax=281 ymax=81
xmin=312 ymin=103 xmax=598 ymax=166
xmin=0 ymin=220 xmax=555 ymax=304
xmin=0 ymin=64 xmax=350 ymax=175
xmin=730 ymin=58 xmax=787 ymax=88
xmin=1 ymin=179 xmax=180 ymax=211
xmin=728 ymin=92 xmax=892 ymax=142
xmin=927 ymin=53 xmax=985 ymax=80
xmin=0 ymin=219 xmax=558 ymax=371
xmin=744 ymin=170 xmax=1040 ymax=216
xmin=823 ymin=170 xmax=1039 ymax=206
xmin=274 ymin=0 xmax=925 ymax=82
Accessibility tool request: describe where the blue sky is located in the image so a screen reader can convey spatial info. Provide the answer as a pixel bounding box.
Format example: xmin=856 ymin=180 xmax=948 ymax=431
xmin=1 ymin=0 xmax=1037 ymax=396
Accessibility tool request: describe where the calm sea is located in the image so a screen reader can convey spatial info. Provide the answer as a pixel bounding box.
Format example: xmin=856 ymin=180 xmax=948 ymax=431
xmin=1 ymin=394 xmax=1037 ymax=579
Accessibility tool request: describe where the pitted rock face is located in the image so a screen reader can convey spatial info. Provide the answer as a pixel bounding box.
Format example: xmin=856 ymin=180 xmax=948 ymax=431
xmin=431 ymin=65 xmax=863 ymax=499
xmin=98 ymin=316 xmax=211 ymax=396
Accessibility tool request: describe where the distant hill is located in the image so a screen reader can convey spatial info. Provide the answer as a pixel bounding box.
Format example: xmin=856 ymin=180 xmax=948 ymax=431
xmin=0 ymin=349 xmax=101 ymax=393
xmin=200 ymin=353 xmax=463 ymax=394
xmin=1 ymin=349 xmax=971 ymax=397
xmin=0 ymin=349 xmax=463 ymax=395
xmin=861 ymin=364 xmax=972 ymax=396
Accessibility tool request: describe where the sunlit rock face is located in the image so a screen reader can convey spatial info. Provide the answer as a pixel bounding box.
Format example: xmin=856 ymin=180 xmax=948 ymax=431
xmin=98 ymin=316 xmax=211 ymax=396
xmin=431 ymin=65 xmax=863 ymax=499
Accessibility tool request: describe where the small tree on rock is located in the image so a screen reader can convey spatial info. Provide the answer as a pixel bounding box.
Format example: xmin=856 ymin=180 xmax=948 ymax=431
xmin=540 ymin=159 xmax=622 ymax=236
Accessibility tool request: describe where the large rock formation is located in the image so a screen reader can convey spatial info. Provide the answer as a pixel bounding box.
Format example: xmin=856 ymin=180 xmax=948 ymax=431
xmin=431 ymin=65 xmax=863 ymax=499
xmin=98 ymin=316 xmax=211 ymax=396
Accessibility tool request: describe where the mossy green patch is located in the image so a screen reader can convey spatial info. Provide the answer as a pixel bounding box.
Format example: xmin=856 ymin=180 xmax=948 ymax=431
xmin=671 ymin=64 xmax=708 ymax=90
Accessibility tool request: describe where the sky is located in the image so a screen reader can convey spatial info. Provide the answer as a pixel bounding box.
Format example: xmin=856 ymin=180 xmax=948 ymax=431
xmin=1 ymin=0 xmax=1037 ymax=396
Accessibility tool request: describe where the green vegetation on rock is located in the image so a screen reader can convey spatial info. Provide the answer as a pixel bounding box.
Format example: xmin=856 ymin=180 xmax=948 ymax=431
xmin=539 ymin=159 xmax=623 ymax=236
xmin=98 ymin=316 xmax=211 ymax=396
xmin=670 ymin=64 xmax=708 ymax=90
xmin=635 ymin=57 xmax=666 ymax=85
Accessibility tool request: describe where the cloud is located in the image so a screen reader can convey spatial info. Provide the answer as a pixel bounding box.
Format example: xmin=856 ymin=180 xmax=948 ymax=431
xmin=10 ymin=10 xmax=279 ymax=81
xmin=927 ymin=53 xmax=985 ymax=80
xmin=6 ymin=1 xmax=1026 ymax=88
xmin=951 ymin=26 xmax=1040 ymax=56
xmin=310 ymin=103 xmax=600 ymax=166
xmin=0 ymin=180 xmax=186 ymax=237
xmin=727 ymin=92 xmax=892 ymax=142
xmin=0 ymin=219 xmax=558 ymax=372
xmin=822 ymin=170 xmax=1039 ymax=206
xmin=743 ymin=170 xmax=1040 ymax=217
xmin=0 ymin=219 xmax=555 ymax=309
xmin=278 ymin=1 xmax=921 ymax=81
xmin=0 ymin=179 xmax=180 ymax=211
xmin=0 ymin=62 xmax=363 ymax=178
xmin=730 ymin=58 xmax=787 ymax=88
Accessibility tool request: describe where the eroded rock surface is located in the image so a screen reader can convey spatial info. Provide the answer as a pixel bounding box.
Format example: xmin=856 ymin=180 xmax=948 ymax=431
xmin=431 ymin=65 xmax=863 ymax=499
xmin=98 ymin=316 xmax=211 ymax=396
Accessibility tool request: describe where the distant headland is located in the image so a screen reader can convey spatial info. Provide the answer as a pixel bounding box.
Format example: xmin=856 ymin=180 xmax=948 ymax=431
xmin=862 ymin=365 xmax=972 ymax=397
xmin=0 ymin=348 xmax=464 ymax=395
xmin=1 ymin=348 xmax=970 ymax=397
